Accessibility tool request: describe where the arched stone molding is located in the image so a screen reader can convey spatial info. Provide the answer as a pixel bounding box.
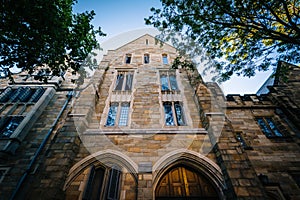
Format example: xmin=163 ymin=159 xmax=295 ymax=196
xmin=153 ymin=149 xmax=226 ymax=199
xmin=63 ymin=150 xmax=138 ymax=190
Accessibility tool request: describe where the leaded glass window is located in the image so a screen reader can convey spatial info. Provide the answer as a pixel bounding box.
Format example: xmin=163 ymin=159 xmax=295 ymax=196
xmin=160 ymin=71 xmax=178 ymax=92
xmin=114 ymin=72 xmax=133 ymax=91
xmin=106 ymin=103 xmax=118 ymax=126
xmin=174 ymin=102 xmax=185 ymax=126
xmin=169 ymin=75 xmax=178 ymax=90
xmin=118 ymin=103 xmax=130 ymax=126
xmin=256 ymin=117 xmax=283 ymax=137
xmin=163 ymin=102 xmax=185 ymax=126
xmin=164 ymin=102 xmax=175 ymax=126
xmin=161 ymin=75 xmax=169 ymax=91
xmin=106 ymin=102 xmax=130 ymax=127
xmin=0 ymin=87 xmax=45 ymax=138
xmin=0 ymin=116 xmax=24 ymax=138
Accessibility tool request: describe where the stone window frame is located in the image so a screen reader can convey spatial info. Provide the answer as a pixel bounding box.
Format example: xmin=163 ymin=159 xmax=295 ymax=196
xmin=162 ymin=54 xmax=168 ymax=64
xmin=83 ymin=165 xmax=122 ymax=200
xmin=114 ymin=71 xmax=134 ymax=92
xmin=235 ymin=131 xmax=253 ymax=150
xmin=105 ymin=102 xmax=130 ymax=127
xmin=0 ymin=87 xmax=55 ymax=155
xmin=125 ymin=54 xmax=132 ymax=64
xmin=159 ymin=70 xmax=179 ymax=93
xmin=255 ymin=116 xmax=285 ymax=138
xmin=163 ymin=101 xmax=186 ymax=126
xmin=144 ymin=53 xmax=150 ymax=64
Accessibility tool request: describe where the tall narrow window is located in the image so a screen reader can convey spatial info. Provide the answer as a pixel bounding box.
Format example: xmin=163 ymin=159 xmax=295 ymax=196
xmin=144 ymin=54 xmax=150 ymax=64
xmin=107 ymin=166 xmax=121 ymax=200
xmin=163 ymin=102 xmax=175 ymax=126
xmin=114 ymin=72 xmax=133 ymax=91
xmin=160 ymin=71 xmax=178 ymax=91
xmin=118 ymin=103 xmax=130 ymax=126
xmin=174 ymin=102 xmax=185 ymax=126
xmin=256 ymin=117 xmax=283 ymax=137
xmin=235 ymin=132 xmax=252 ymax=150
xmin=83 ymin=165 xmax=121 ymax=200
xmin=106 ymin=102 xmax=130 ymax=127
xmin=125 ymin=54 xmax=131 ymax=64
xmin=162 ymin=54 xmax=168 ymax=64
xmin=163 ymin=102 xmax=185 ymax=126
xmin=106 ymin=103 xmax=118 ymax=126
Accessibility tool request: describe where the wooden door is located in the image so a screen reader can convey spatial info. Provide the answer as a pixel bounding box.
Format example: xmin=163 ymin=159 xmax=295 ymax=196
xmin=156 ymin=166 xmax=219 ymax=200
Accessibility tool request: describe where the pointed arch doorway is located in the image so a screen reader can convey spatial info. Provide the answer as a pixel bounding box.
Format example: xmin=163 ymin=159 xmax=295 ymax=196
xmin=155 ymin=165 xmax=220 ymax=200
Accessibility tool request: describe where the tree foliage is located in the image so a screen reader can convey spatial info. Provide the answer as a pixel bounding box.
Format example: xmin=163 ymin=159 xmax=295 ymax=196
xmin=145 ymin=0 xmax=300 ymax=81
xmin=0 ymin=0 xmax=105 ymax=82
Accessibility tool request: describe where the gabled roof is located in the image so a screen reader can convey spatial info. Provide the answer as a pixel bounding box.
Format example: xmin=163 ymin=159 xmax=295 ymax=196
xmin=113 ymin=33 xmax=176 ymax=51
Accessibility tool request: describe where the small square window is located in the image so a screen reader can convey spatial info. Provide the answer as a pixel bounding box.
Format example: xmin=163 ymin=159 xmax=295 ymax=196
xmin=162 ymin=54 xmax=168 ymax=64
xmin=256 ymin=117 xmax=283 ymax=138
xmin=163 ymin=102 xmax=185 ymax=126
xmin=144 ymin=54 xmax=150 ymax=64
xmin=125 ymin=54 xmax=131 ymax=64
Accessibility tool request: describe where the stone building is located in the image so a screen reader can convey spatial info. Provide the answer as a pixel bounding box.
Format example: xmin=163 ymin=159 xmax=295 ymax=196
xmin=0 ymin=34 xmax=299 ymax=200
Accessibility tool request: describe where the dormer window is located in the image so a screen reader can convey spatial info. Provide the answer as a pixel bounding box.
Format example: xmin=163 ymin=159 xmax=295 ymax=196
xmin=144 ymin=54 xmax=150 ymax=64
xmin=125 ymin=54 xmax=132 ymax=64
xmin=162 ymin=54 xmax=168 ymax=64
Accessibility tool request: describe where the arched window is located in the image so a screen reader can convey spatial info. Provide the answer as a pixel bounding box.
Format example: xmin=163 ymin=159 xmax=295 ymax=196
xmin=83 ymin=165 xmax=121 ymax=200
xmin=155 ymin=165 xmax=220 ymax=200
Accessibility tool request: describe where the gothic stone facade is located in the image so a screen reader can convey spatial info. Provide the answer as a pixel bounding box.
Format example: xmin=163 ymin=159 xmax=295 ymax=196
xmin=0 ymin=34 xmax=299 ymax=200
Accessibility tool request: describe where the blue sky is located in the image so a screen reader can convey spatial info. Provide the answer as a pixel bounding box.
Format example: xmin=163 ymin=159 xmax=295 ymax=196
xmin=74 ymin=0 xmax=273 ymax=95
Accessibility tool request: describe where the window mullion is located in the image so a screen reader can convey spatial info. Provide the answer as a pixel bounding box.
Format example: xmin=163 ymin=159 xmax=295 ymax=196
xmin=167 ymin=73 xmax=171 ymax=91
xmin=122 ymin=73 xmax=127 ymax=91
xmin=115 ymin=104 xmax=121 ymax=126
xmin=172 ymin=102 xmax=178 ymax=126
xmin=264 ymin=118 xmax=275 ymax=137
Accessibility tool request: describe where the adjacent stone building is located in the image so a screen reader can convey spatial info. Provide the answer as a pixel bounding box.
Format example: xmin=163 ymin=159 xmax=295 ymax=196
xmin=0 ymin=34 xmax=299 ymax=200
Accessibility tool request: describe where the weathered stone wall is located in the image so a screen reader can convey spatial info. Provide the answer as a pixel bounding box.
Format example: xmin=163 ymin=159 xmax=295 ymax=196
xmin=224 ymin=94 xmax=300 ymax=199
xmin=0 ymin=90 xmax=73 ymax=199
xmin=1 ymin=34 xmax=299 ymax=200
